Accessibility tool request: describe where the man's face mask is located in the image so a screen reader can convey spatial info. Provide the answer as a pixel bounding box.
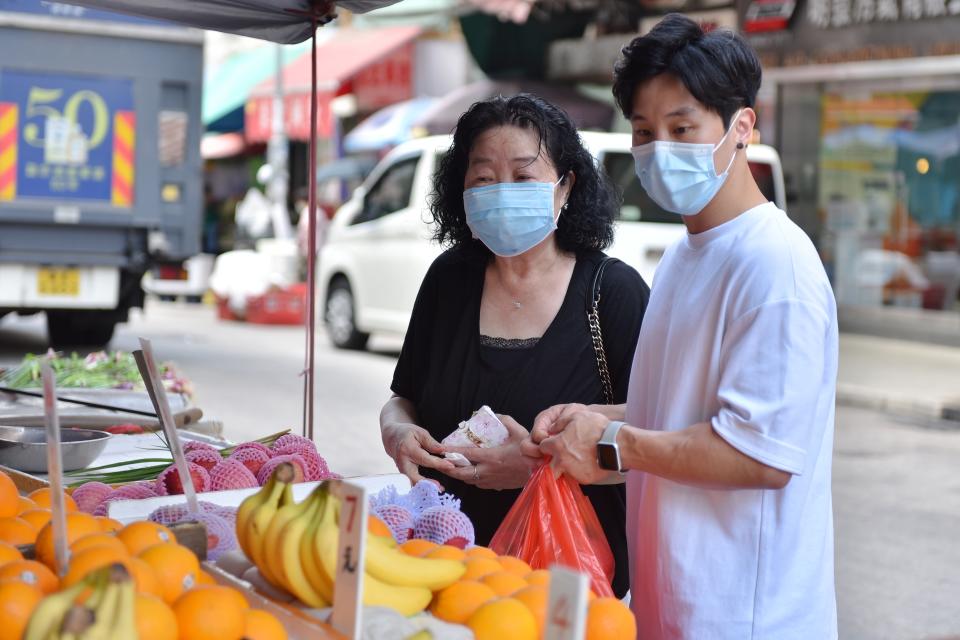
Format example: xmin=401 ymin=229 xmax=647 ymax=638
xmin=631 ymin=109 xmax=744 ymax=216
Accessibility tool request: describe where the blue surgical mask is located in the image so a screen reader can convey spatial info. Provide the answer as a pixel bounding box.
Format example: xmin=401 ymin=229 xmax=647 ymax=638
xmin=463 ymin=177 xmax=564 ymax=257
xmin=631 ymin=109 xmax=743 ymax=216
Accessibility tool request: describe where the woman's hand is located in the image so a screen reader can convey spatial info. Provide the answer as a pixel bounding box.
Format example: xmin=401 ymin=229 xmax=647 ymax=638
xmin=442 ymin=416 xmax=540 ymax=490
xmin=382 ymin=422 xmax=455 ymax=491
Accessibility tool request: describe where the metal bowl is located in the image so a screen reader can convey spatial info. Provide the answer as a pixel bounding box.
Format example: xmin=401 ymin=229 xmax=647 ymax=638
xmin=0 ymin=426 xmax=111 ymax=473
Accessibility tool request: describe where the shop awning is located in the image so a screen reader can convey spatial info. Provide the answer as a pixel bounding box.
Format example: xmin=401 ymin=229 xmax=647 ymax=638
xmin=59 ymin=0 xmax=404 ymax=43
xmin=245 ymin=25 xmax=421 ymax=142
xmin=201 ymin=132 xmax=248 ymax=159
xmin=203 ymin=41 xmax=314 ymax=132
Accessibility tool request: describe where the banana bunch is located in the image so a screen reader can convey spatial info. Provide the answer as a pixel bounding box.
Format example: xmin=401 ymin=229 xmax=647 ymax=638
xmin=24 ymin=562 xmax=136 ymax=640
xmin=236 ymin=466 xmax=467 ymax=617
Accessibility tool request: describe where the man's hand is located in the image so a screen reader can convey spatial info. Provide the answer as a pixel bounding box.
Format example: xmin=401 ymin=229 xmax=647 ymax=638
xmin=539 ymin=408 xmax=610 ymax=485
xmin=382 ymin=422 xmax=455 ymax=491
xmin=443 ymin=415 xmax=538 ymax=490
xmin=531 ymin=403 xmax=590 ymax=444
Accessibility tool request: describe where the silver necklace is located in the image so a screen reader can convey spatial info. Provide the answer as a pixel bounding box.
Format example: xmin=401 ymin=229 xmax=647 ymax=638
xmin=512 ymin=300 xmax=522 ymax=310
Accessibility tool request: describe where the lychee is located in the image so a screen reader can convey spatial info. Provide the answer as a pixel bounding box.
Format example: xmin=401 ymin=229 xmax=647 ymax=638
xmin=155 ymin=462 xmax=210 ymax=496
xmin=209 ymin=459 xmax=259 ymax=492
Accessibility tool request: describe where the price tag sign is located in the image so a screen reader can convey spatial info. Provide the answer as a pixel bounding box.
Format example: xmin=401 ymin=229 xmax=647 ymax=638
xmin=544 ymin=565 xmax=589 ymax=640
xmin=330 ymin=480 xmax=368 ymax=640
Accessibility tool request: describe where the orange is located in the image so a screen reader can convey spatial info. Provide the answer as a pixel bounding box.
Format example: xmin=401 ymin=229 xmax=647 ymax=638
xmin=96 ymin=517 xmax=124 ymax=533
xmin=0 ymin=517 xmax=37 ymax=545
xmin=18 ymin=509 xmax=51 ymax=532
xmin=138 ymin=543 xmax=199 ymax=604
xmin=195 ymin=570 xmax=216 ymax=586
xmin=61 ymin=545 xmax=129 ymax=588
xmin=70 ymin=533 xmax=127 ymax=556
xmin=15 ymin=497 xmax=37 ymax=515
xmin=0 ymin=472 xmax=17 ymax=518
xmin=126 ymin=556 xmax=163 ymax=598
xmin=0 ymin=541 xmax=23 ymax=567
xmin=481 ymin=570 xmax=528 ymax=597
xmin=425 ymin=545 xmax=467 ymax=561
xmin=135 ymin=592 xmax=178 ymax=640
xmin=586 ymin=597 xmax=637 ymax=640
xmin=430 ymin=580 xmax=497 ymax=624
xmin=498 ymin=555 xmax=532 ymax=578
xmin=513 ymin=585 xmax=548 ymax=635
xmin=27 ymin=488 xmax=77 ymax=512
xmin=172 ymin=585 xmax=246 ymax=640
xmin=0 ymin=559 xmax=59 ymax=594
xmin=0 ymin=580 xmax=43 ymax=639
xmin=117 ymin=521 xmax=175 ymax=556
xmin=462 ymin=557 xmax=503 ymax=581
xmin=368 ymin=514 xmax=393 ymax=539
xmin=243 ymin=608 xmax=288 ymax=640
xmin=35 ymin=512 xmax=100 ymax=572
xmin=399 ymin=538 xmax=437 ymax=557
xmin=465 ymin=546 xmax=499 ymax=560
xmin=525 ymin=569 xmax=551 ymax=588
xmin=467 ymin=597 xmax=538 ymax=640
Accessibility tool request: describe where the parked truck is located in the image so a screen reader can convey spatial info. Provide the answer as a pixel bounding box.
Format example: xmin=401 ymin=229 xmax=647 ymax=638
xmin=0 ymin=1 xmax=203 ymax=346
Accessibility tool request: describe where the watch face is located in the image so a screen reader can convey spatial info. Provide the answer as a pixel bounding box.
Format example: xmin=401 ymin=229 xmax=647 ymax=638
xmin=597 ymin=443 xmax=619 ymax=471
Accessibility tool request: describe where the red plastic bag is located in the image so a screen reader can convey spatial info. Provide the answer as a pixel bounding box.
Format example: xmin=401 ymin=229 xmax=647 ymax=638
xmin=489 ymin=461 xmax=615 ymax=597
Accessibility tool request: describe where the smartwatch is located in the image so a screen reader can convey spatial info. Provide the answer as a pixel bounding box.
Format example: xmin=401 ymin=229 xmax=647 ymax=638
xmin=596 ymin=421 xmax=627 ymax=473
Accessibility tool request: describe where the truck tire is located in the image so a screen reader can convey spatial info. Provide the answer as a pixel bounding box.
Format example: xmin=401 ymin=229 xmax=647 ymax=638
xmin=46 ymin=311 xmax=117 ymax=349
xmin=325 ymin=278 xmax=369 ymax=350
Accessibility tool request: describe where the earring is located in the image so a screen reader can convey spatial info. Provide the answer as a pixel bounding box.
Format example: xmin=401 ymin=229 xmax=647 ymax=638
xmin=736 ymin=142 xmax=745 ymax=149
xmin=561 ymin=202 xmax=569 ymax=211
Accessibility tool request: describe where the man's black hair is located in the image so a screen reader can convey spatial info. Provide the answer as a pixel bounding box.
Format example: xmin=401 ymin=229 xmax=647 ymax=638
xmin=612 ymin=13 xmax=762 ymax=127
xmin=431 ymin=94 xmax=618 ymax=253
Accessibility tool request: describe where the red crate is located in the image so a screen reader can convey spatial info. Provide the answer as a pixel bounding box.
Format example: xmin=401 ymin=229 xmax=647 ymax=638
xmin=246 ymin=284 xmax=307 ymax=325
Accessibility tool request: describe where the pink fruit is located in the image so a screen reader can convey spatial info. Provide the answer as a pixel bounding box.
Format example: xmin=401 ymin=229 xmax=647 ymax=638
xmin=72 ymin=482 xmax=115 ymax=514
xmin=185 ymin=448 xmax=222 ymax=472
xmin=274 ymin=444 xmax=330 ymax=482
xmin=113 ymin=482 xmax=158 ymax=500
xmin=155 ymin=462 xmax=210 ymax=496
xmin=208 ymin=459 xmax=259 ymax=492
xmin=183 ymin=441 xmax=220 ymax=456
xmin=227 ymin=447 xmax=271 ymax=478
xmin=271 ymin=434 xmax=316 ymax=455
xmin=147 ymin=501 xmax=223 ymax=526
xmin=256 ymin=454 xmax=306 ymax=486
xmin=413 ymin=506 xmax=475 ymax=549
xmin=231 ymin=442 xmax=272 ymax=458
xmin=373 ymin=504 xmax=415 ymax=544
xmin=93 ymin=495 xmax=122 ymax=517
xmin=174 ymin=511 xmax=236 ymax=562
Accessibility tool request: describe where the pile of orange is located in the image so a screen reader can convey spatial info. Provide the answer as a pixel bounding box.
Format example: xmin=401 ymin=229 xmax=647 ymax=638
xmin=0 ymin=470 xmax=288 ymax=640
xmin=411 ymin=541 xmax=635 ymax=640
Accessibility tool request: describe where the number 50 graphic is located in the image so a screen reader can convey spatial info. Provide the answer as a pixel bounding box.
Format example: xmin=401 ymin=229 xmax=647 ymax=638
xmin=22 ymin=87 xmax=110 ymax=150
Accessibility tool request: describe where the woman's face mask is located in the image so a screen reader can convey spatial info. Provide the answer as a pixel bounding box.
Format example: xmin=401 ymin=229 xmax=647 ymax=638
xmin=463 ymin=176 xmax=565 ymax=257
xmin=631 ymin=109 xmax=743 ymax=216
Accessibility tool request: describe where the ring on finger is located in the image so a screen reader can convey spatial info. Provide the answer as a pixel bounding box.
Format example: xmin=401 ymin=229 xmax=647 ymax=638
xmin=473 ymin=465 xmax=480 ymax=482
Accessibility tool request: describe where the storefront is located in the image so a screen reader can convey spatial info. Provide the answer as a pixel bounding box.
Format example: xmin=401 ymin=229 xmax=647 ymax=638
xmin=746 ymin=0 xmax=960 ymax=327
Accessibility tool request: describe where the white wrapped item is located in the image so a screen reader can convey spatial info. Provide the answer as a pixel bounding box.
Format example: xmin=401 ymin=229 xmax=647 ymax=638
xmin=441 ymin=405 xmax=509 ymax=466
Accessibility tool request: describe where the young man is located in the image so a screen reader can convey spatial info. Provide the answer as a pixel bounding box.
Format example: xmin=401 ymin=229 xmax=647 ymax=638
xmin=528 ymin=14 xmax=838 ymax=639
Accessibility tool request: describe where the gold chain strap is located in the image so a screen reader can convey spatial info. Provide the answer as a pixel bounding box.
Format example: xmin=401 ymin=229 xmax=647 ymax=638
xmin=588 ymin=291 xmax=615 ymax=405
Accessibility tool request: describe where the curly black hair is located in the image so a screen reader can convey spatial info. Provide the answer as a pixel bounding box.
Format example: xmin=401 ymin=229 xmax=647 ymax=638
xmin=430 ymin=94 xmax=619 ymax=253
xmin=612 ymin=14 xmax=762 ymax=128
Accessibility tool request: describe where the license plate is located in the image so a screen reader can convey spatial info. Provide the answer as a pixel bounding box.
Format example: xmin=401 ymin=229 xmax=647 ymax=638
xmin=37 ymin=268 xmax=80 ymax=296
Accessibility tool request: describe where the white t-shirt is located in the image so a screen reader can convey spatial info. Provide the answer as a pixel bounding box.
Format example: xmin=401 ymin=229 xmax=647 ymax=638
xmin=624 ymin=203 xmax=838 ymax=639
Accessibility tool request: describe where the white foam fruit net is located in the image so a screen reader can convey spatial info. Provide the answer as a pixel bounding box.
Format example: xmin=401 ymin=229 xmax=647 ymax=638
xmin=370 ymin=480 xmax=461 ymax=516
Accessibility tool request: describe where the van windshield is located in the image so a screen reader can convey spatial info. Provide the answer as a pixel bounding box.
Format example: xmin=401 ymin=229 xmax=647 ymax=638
xmin=602 ymin=151 xmax=777 ymax=222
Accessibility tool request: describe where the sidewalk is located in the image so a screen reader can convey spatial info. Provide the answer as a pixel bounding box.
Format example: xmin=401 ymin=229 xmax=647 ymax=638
xmin=838 ymin=333 xmax=960 ymax=424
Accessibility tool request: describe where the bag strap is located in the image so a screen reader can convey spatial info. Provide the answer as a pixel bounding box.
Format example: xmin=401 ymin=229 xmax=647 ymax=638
xmin=587 ymin=257 xmax=617 ymax=405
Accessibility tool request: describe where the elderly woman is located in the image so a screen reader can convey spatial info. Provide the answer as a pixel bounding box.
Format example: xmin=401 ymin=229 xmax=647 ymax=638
xmin=379 ymin=94 xmax=649 ymax=596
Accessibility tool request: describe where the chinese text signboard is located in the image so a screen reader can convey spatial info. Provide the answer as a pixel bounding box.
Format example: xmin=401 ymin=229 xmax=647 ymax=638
xmin=0 ymin=70 xmax=135 ymax=206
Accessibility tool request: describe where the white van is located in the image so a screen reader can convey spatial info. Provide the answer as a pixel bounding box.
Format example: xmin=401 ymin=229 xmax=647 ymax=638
xmin=319 ymin=133 xmax=786 ymax=349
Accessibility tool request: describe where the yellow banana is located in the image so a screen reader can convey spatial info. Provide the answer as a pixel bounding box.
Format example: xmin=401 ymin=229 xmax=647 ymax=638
xmin=78 ymin=565 xmax=125 ymax=640
xmin=364 ymin=534 xmax=465 ymax=591
xmin=22 ymin=575 xmax=95 ymax=640
xmin=106 ymin=568 xmax=137 ymax=640
xmin=237 ymin=462 xmax=294 ymax=563
xmin=269 ymin=486 xmax=330 ymax=609
xmin=314 ymin=510 xmax=432 ymax=617
xmin=301 ymin=489 xmax=336 ymax=603
xmin=259 ymin=484 xmax=312 ymax=590
xmin=247 ymin=467 xmax=295 ymax=589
